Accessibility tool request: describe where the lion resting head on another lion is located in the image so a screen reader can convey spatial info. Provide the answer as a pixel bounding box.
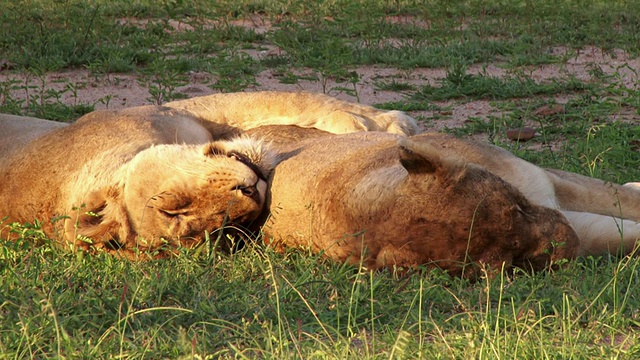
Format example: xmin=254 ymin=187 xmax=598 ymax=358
xmin=9 ymin=91 xmax=633 ymax=276
xmin=248 ymin=127 xmax=580 ymax=277
xmin=0 ymin=91 xmax=413 ymax=258
xmin=67 ymin=140 xmax=271 ymax=255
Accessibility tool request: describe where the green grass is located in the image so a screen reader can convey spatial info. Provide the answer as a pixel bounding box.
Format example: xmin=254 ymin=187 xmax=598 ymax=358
xmin=3 ymin=236 xmax=640 ymax=358
xmin=2 ymin=0 xmax=640 ymax=358
xmin=415 ymin=72 xmax=593 ymax=101
xmin=4 ymin=0 xmax=640 ymax=71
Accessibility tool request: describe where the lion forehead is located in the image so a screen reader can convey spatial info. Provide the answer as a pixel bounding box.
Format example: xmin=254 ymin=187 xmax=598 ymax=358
xmin=128 ymin=146 xmax=261 ymax=191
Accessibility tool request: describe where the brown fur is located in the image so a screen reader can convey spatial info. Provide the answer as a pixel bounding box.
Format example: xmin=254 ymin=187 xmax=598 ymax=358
xmin=414 ymin=133 xmax=640 ymax=256
xmin=246 ymin=128 xmax=579 ymax=277
xmin=248 ymin=126 xmax=640 ymax=268
xmin=3 ymin=91 xmax=637 ymax=274
xmin=0 ymin=109 xmax=273 ymax=258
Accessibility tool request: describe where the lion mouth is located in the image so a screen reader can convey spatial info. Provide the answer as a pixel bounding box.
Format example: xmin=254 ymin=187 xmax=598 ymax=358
xmin=227 ymin=150 xmax=267 ymax=181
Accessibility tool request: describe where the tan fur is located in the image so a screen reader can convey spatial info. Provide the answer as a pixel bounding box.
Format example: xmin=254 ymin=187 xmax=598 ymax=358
xmin=246 ymin=125 xmax=640 ymax=274
xmin=164 ymin=91 xmax=419 ymax=135
xmin=247 ymin=128 xmax=580 ymax=277
xmin=3 ymin=91 xmax=636 ymax=272
xmin=0 ymin=114 xmax=67 ymax=158
xmin=0 ymin=111 xmax=274 ymax=258
xmin=0 ymin=91 xmax=415 ymax=258
xmin=412 ymin=133 xmax=640 ymax=257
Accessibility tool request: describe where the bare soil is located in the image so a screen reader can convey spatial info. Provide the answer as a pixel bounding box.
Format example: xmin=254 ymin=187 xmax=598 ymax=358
xmin=1 ymin=14 xmax=639 ymax=132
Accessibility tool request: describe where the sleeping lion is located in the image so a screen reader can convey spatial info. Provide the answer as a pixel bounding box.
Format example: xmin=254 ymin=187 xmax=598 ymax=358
xmin=0 ymin=91 xmax=415 ymax=259
xmin=247 ymin=126 xmax=640 ymax=276
xmin=1 ymin=91 xmax=639 ymax=275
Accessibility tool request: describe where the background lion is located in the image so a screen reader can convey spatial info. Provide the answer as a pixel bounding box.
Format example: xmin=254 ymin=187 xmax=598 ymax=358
xmin=2 ymin=91 xmax=639 ymax=274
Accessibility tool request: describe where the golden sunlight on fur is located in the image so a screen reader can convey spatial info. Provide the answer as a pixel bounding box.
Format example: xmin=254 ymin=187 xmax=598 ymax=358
xmin=247 ymin=128 xmax=580 ymax=277
xmin=0 ymin=91 xmax=413 ymax=259
xmin=0 ymin=110 xmax=275 ymax=258
xmin=2 ymin=91 xmax=639 ymax=274
xmin=164 ymin=91 xmax=419 ymax=136
xmin=248 ymin=125 xmax=640 ymax=275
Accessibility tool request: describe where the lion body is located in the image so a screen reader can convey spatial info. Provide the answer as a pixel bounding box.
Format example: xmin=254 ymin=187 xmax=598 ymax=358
xmin=1 ymin=90 xmax=639 ymax=271
xmin=164 ymin=91 xmax=419 ymax=135
xmin=412 ymin=133 xmax=640 ymax=256
xmin=0 ymin=91 xmax=414 ymax=258
xmin=248 ymin=126 xmax=640 ymax=264
xmin=247 ymin=128 xmax=579 ymax=275
xmin=0 ymin=107 xmax=272 ymax=257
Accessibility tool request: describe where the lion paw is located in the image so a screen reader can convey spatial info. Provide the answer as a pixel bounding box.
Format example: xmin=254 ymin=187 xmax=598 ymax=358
xmin=373 ymin=110 xmax=420 ymax=135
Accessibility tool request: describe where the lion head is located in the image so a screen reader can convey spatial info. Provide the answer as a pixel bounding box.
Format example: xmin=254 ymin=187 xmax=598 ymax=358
xmin=258 ymin=130 xmax=580 ymax=277
xmin=64 ymin=137 xmax=275 ymax=257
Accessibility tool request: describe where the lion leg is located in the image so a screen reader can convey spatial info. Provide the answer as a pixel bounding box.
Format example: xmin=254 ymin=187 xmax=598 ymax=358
xmin=166 ymin=91 xmax=419 ymax=136
xmin=546 ymin=169 xmax=640 ymax=222
xmin=562 ymin=211 xmax=640 ymax=256
xmin=301 ymin=109 xmax=419 ymax=135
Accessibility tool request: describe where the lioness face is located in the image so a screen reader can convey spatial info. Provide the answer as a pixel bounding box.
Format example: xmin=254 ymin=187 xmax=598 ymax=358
xmin=428 ymin=164 xmax=579 ymax=273
xmin=122 ymin=143 xmax=267 ymax=250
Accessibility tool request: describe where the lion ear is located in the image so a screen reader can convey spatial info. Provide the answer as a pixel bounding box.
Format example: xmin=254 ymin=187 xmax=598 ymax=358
xmin=398 ymin=138 xmax=444 ymax=174
xmin=398 ymin=138 xmax=465 ymax=180
xmin=65 ymin=186 xmax=134 ymax=249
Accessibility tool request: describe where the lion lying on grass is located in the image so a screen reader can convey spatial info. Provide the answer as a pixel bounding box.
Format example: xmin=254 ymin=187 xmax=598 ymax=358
xmin=1 ymin=91 xmax=639 ymax=275
xmin=248 ymin=125 xmax=640 ymax=275
xmin=0 ymin=113 xmax=274 ymax=258
xmin=247 ymin=127 xmax=579 ymax=276
xmin=0 ymin=91 xmax=415 ymax=259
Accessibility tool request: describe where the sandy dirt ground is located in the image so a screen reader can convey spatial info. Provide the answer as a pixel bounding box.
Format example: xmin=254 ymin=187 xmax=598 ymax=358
xmin=1 ymin=15 xmax=639 ymax=132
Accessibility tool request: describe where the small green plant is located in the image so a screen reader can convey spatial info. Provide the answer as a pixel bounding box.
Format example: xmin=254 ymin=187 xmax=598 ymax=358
xmin=373 ymin=78 xmax=416 ymax=92
xmin=0 ymin=78 xmax=24 ymax=114
xmin=414 ymin=71 xmax=593 ymax=102
xmin=138 ymin=61 xmax=190 ymax=105
xmin=207 ymin=50 xmax=261 ymax=93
